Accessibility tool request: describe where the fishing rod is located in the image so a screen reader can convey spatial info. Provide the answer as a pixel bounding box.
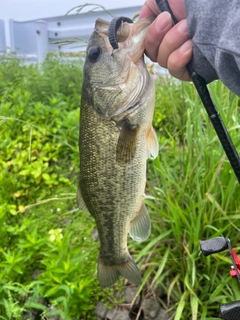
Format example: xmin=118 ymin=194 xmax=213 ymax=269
xmin=155 ymin=0 xmax=240 ymax=183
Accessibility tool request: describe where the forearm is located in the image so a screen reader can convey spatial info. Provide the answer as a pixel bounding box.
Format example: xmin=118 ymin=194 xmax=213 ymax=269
xmin=185 ymin=0 xmax=240 ymax=96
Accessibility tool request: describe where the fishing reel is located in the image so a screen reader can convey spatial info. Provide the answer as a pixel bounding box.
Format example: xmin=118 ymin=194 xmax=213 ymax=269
xmin=200 ymin=237 xmax=240 ymax=319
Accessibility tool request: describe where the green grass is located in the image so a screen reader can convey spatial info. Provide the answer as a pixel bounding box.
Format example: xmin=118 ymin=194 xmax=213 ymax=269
xmin=0 ymin=54 xmax=239 ymax=319
xmin=134 ymin=78 xmax=240 ymax=319
xmin=0 ymin=54 xmax=100 ymax=319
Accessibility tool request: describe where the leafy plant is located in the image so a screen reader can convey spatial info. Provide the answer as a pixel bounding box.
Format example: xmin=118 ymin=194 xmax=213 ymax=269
xmin=0 ymin=54 xmax=240 ymax=319
xmin=0 ymin=54 xmax=99 ymax=319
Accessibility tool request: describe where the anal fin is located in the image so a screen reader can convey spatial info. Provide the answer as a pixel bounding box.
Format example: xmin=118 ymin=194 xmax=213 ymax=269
xmin=129 ymin=202 xmax=151 ymax=242
xmin=76 ymin=185 xmax=89 ymax=213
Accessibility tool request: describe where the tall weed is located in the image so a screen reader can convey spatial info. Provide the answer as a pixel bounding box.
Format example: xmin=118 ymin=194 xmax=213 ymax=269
xmin=137 ymin=78 xmax=240 ymax=319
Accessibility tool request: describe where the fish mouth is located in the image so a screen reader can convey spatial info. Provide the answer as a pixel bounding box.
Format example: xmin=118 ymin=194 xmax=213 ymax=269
xmin=108 ymin=16 xmax=134 ymax=50
xmin=95 ymin=17 xmax=152 ymax=63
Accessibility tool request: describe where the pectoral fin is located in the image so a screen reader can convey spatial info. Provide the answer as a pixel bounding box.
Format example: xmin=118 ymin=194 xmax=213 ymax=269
xmin=76 ymin=186 xmax=89 ymax=213
xmin=147 ymin=126 xmax=159 ymax=159
xmin=129 ymin=202 xmax=151 ymax=242
xmin=116 ymin=121 xmax=139 ymax=164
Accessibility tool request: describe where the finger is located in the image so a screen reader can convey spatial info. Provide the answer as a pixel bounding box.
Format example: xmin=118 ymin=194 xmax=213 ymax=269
xmin=157 ymin=19 xmax=189 ymax=68
xmin=139 ymin=0 xmax=160 ymax=19
xmin=140 ymin=0 xmax=186 ymax=21
xmin=144 ymin=12 xmax=172 ymax=62
xmin=168 ymin=40 xmax=193 ymax=81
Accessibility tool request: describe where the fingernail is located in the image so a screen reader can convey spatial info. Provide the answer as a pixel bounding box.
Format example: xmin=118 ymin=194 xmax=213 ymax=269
xmin=179 ymin=40 xmax=192 ymax=54
xmin=177 ymin=20 xmax=188 ymax=34
xmin=155 ymin=11 xmax=172 ymax=32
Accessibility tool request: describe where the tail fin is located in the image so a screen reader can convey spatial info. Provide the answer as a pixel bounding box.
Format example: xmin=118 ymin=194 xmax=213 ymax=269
xmin=98 ymin=254 xmax=142 ymax=288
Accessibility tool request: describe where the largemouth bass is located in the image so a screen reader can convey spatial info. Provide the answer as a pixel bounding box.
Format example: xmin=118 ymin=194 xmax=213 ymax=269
xmin=78 ymin=17 xmax=158 ymax=288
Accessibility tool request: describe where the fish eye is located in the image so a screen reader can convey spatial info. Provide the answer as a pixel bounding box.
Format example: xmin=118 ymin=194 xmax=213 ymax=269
xmin=88 ymin=46 xmax=101 ymax=63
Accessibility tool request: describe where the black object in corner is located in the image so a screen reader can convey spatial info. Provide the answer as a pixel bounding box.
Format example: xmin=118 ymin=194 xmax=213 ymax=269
xmin=221 ymin=301 xmax=240 ymax=320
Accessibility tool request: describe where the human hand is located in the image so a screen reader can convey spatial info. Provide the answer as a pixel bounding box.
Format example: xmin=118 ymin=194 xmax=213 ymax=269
xmin=139 ymin=0 xmax=193 ymax=81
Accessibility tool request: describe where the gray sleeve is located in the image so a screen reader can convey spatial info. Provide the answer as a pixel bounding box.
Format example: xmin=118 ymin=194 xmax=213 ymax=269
xmin=184 ymin=0 xmax=240 ymax=96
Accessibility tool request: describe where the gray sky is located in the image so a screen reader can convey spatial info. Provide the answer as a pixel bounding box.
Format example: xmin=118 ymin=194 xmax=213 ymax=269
xmin=1 ymin=0 xmax=144 ymax=47
xmin=1 ymin=0 xmax=143 ymax=21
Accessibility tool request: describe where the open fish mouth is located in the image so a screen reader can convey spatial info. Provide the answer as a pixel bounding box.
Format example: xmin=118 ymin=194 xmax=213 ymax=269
xmin=94 ymin=17 xmax=152 ymax=64
xmin=108 ymin=16 xmax=134 ymax=50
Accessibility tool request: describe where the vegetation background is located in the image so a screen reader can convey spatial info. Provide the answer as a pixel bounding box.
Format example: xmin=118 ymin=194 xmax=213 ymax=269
xmin=0 ymin=52 xmax=239 ymax=320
